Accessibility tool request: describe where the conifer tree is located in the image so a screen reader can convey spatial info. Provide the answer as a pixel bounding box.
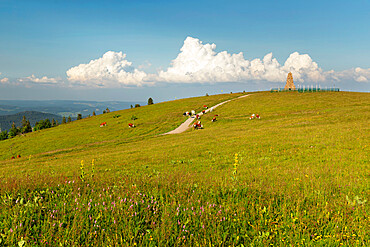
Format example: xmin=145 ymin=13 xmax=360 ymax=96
xmin=67 ymin=116 xmax=72 ymax=123
xmin=8 ymin=122 xmax=19 ymax=138
xmin=22 ymin=116 xmax=27 ymax=128
xmin=148 ymin=97 xmax=154 ymax=105
xmin=77 ymin=114 xmax=82 ymax=120
xmin=0 ymin=130 xmax=8 ymax=140
xmin=93 ymin=111 xmax=96 ymax=116
xmin=52 ymin=119 xmax=56 ymax=127
xmin=62 ymin=116 xmax=66 ymax=124
xmin=22 ymin=120 xmax=32 ymax=133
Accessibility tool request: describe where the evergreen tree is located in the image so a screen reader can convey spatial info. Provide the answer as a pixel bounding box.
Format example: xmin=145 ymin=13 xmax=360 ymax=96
xmin=52 ymin=119 xmax=56 ymax=127
xmin=22 ymin=120 xmax=32 ymax=134
xmin=62 ymin=116 xmax=66 ymax=124
xmin=148 ymin=97 xmax=154 ymax=105
xmin=93 ymin=111 xmax=96 ymax=116
xmin=8 ymin=122 xmax=19 ymax=138
xmin=103 ymin=110 xmax=106 ymax=114
xmin=135 ymin=104 xmax=141 ymax=108
xmin=106 ymin=108 xmax=110 ymax=113
xmin=56 ymin=120 xmax=59 ymax=126
xmin=130 ymin=105 xmax=133 ymax=109
xmin=34 ymin=119 xmax=52 ymax=131
xmin=77 ymin=114 xmax=82 ymax=120
xmin=67 ymin=116 xmax=72 ymax=123
xmin=0 ymin=130 xmax=8 ymax=141
xmin=21 ymin=116 xmax=27 ymax=128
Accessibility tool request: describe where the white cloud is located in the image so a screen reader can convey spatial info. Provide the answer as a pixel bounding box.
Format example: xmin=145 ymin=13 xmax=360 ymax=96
xmin=330 ymin=67 xmax=370 ymax=83
xmin=18 ymin=74 xmax=60 ymax=84
xmin=155 ymin=37 xmax=331 ymax=84
xmin=66 ymin=51 xmax=150 ymax=87
xmin=0 ymin=77 xmax=9 ymax=83
xmin=58 ymin=36 xmax=368 ymax=88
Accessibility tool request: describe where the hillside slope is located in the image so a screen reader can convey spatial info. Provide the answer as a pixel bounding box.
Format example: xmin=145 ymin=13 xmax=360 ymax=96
xmin=0 ymin=93 xmax=240 ymax=161
xmin=0 ymin=91 xmax=369 ymax=246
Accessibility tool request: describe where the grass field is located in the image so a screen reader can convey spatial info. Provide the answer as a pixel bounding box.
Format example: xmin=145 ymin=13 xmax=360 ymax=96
xmin=0 ymin=91 xmax=369 ymax=246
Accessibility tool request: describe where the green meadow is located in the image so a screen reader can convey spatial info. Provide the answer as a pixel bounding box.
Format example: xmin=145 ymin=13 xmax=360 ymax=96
xmin=0 ymin=91 xmax=369 ymax=246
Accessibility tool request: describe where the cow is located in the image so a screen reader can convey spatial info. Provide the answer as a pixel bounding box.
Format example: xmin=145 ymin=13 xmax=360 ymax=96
xmin=191 ymin=110 xmax=196 ymax=116
xmin=128 ymin=123 xmax=135 ymax=128
xmin=17 ymin=155 xmax=21 ymax=158
xmin=212 ymin=117 xmax=217 ymax=122
xmin=11 ymin=156 xmax=15 ymax=159
xmin=202 ymin=110 xmax=206 ymax=114
xmin=193 ymin=121 xmax=203 ymax=129
xmin=100 ymin=122 xmax=107 ymax=127
xmin=256 ymin=114 xmax=260 ymax=119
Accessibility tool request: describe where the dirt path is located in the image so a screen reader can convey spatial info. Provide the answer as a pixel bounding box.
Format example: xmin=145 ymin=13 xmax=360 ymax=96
xmin=163 ymin=94 xmax=250 ymax=135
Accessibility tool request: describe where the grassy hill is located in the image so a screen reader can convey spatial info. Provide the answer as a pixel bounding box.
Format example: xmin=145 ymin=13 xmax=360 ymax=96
xmin=0 ymin=91 xmax=369 ymax=246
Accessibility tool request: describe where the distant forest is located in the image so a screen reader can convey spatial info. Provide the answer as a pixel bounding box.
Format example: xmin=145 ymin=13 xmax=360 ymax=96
xmin=0 ymin=111 xmax=64 ymax=131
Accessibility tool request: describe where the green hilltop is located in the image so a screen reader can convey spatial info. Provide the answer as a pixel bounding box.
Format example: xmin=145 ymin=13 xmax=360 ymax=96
xmin=0 ymin=91 xmax=369 ymax=246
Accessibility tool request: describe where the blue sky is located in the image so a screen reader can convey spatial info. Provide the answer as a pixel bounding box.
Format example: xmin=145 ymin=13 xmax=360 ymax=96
xmin=0 ymin=0 xmax=369 ymax=101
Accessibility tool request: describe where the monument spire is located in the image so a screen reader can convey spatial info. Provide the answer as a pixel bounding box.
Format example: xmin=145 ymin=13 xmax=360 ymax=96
xmin=284 ymin=72 xmax=296 ymax=90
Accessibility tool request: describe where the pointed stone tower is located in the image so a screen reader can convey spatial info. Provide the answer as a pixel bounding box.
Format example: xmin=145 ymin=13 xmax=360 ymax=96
xmin=284 ymin=72 xmax=295 ymax=90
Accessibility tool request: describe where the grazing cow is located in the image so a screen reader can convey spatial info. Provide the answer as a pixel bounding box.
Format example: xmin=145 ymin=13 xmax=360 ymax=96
xmin=203 ymin=105 xmax=208 ymax=109
xmin=183 ymin=112 xmax=187 ymax=116
xmin=100 ymin=122 xmax=107 ymax=127
xmin=17 ymin=155 xmax=21 ymax=158
xmin=185 ymin=111 xmax=190 ymax=116
xmin=196 ymin=114 xmax=200 ymax=119
xmin=11 ymin=156 xmax=15 ymax=159
xmin=191 ymin=110 xmax=196 ymax=116
xmin=128 ymin=123 xmax=135 ymax=128
xmin=212 ymin=117 xmax=217 ymax=122
xmin=193 ymin=121 xmax=203 ymax=129
xmin=202 ymin=110 xmax=206 ymax=114
xmin=256 ymin=114 xmax=260 ymax=119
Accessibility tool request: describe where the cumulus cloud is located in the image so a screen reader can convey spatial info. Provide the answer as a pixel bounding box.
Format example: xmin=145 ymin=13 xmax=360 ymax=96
xmin=62 ymin=36 xmax=369 ymax=88
xmin=66 ymin=51 xmax=149 ymax=87
xmin=155 ymin=37 xmax=332 ymax=84
xmin=0 ymin=77 xmax=9 ymax=83
xmin=18 ymin=74 xmax=60 ymax=84
xmin=330 ymin=67 xmax=370 ymax=83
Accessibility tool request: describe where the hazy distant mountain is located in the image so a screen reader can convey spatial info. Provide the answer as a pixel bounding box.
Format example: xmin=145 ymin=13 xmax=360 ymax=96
xmin=0 ymin=100 xmax=145 ymax=117
xmin=0 ymin=111 xmax=64 ymax=131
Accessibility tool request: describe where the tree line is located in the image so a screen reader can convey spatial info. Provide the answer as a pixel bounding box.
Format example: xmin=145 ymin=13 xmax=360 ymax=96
xmin=0 ymin=98 xmax=155 ymax=141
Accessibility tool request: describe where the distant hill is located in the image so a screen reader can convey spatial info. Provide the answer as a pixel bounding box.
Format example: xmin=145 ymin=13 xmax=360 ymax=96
xmin=0 ymin=111 xmax=64 ymax=131
xmin=0 ymin=100 xmax=145 ymax=117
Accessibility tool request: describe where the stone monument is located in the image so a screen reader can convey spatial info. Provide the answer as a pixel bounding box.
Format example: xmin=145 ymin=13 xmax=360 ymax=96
xmin=284 ymin=72 xmax=296 ymax=90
